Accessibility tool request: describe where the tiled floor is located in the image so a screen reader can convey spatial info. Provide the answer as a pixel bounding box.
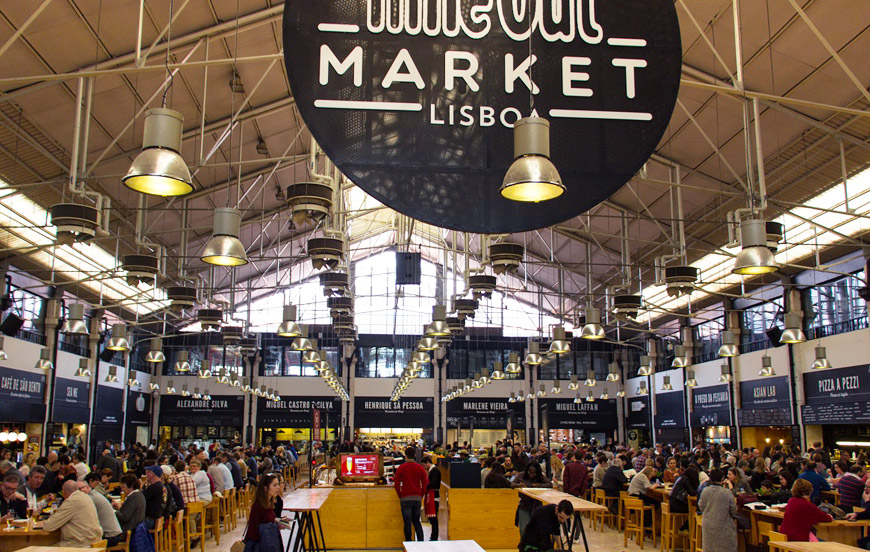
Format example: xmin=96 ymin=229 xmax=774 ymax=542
xmin=207 ymin=487 xmax=653 ymax=552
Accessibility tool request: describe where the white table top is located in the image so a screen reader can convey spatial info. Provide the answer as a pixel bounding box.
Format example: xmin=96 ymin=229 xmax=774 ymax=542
xmin=403 ymin=540 xmax=485 ymax=552
xmin=283 ymin=488 xmax=333 ymax=511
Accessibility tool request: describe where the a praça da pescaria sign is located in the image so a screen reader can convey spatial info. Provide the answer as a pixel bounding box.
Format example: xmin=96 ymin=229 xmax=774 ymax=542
xmin=283 ymin=0 xmax=682 ymax=233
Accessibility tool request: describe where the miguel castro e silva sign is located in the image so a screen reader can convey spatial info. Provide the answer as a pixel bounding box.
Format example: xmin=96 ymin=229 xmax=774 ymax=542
xmin=283 ymin=0 xmax=681 ymax=233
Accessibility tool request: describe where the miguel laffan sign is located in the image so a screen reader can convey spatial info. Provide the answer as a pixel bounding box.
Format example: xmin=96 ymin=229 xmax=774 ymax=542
xmin=283 ymin=0 xmax=682 ymax=233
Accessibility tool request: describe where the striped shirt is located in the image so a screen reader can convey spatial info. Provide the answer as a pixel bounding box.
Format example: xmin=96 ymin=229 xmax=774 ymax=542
xmin=837 ymin=473 xmax=864 ymax=507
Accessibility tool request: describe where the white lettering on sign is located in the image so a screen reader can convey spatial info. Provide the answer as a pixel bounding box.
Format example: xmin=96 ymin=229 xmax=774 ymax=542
xmin=176 ymin=399 xmax=230 ymax=409
xmin=312 ymin=0 xmax=652 ymax=125
xmin=67 ymin=387 xmax=78 ymax=398
xmin=554 ymin=402 xmax=600 ymax=412
xmin=695 ymin=391 xmax=728 ymax=405
xmin=1 ymin=375 xmax=42 ymax=394
xmin=753 ymin=386 xmax=776 ymax=399
xmin=460 ymin=401 xmax=509 ymax=411
xmin=818 ymin=376 xmax=860 ymax=393
xmin=364 ymin=400 xmax=425 ymax=410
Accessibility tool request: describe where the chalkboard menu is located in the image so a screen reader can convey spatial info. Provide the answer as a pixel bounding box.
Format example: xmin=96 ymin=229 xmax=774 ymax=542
xmin=654 ymin=390 xmax=686 ymax=428
xmin=690 ymin=384 xmax=732 ymax=427
xmin=354 ymin=396 xmax=434 ymax=429
xmin=257 ymin=396 xmax=342 ymax=427
xmin=537 ymin=398 xmax=618 ymax=430
xmin=0 ymin=366 xmax=46 ymax=422
xmin=446 ymin=398 xmax=526 ymax=430
xmin=627 ymin=396 xmax=650 ymax=429
xmin=53 ymin=377 xmax=90 ymax=423
xmin=159 ymin=395 xmax=245 ymax=427
xmin=737 ymin=377 xmax=793 ymax=427
xmin=801 ymin=365 xmax=870 ymax=425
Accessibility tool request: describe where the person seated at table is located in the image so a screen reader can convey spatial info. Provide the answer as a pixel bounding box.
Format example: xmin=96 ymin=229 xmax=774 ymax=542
xmin=845 ymin=504 xmax=870 ymax=549
xmin=834 ymin=464 xmax=864 ymax=513
xmin=669 ymin=465 xmax=699 ymax=531
xmin=0 ymin=472 xmax=27 ymax=519
xmin=515 ymin=461 xmax=552 ymax=536
xmin=77 ymin=481 xmax=123 ymax=547
xmin=518 ymin=499 xmax=574 ymax=552
xmin=114 ymin=473 xmax=145 ymax=535
xmin=749 ymin=457 xmax=769 ymax=491
xmin=798 ymin=461 xmax=831 ymax=505
xmin=24 ymin=465 xmax=55 ymax=512
xmin=601 ymin=457 xmax=628 ymax=512
xmin=628 ymin=466 xmax=661 ymax=511
xmin=663 ymin=457 xmax=681 ymax=484
xmin=485 ymin=463 xmax=516 ymax=489
xmin=44 ymin=479 xmax=103 ymax=548
xmin=141 ymin=466 xmax=165 ymax=529
xmin=723 ymin=467 xmax=752 ymax=496
xmin=84 ymin=472 xmax=109 ymax=499
xmin=779 ymin=479 xmax=833 ymax=542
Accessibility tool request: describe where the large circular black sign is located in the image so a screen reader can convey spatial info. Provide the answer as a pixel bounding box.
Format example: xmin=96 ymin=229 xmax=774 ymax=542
xmin=283 ymin=1 xmax=681 ymax=233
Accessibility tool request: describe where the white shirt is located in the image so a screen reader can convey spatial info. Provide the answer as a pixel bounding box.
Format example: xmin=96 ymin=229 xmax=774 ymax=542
xmin=191 ymin=470 xmax=212 ymax=503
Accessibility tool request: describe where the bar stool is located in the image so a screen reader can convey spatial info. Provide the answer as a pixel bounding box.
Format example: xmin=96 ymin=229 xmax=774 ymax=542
xmin=660 ymin=502 xmax=688 ymax=552
xmin=592 ymin=489 xmax=617 ymax=531
xmin=203 ymin=500 xmax=221 ymax=545
xmin=150 ymin=517 xmax=167 ymax=552
xmin=767 ymin=531 xmax=788 ymax=552
xmin=220 ymin=491 xmax=236 ymax=533
xmin=693 ymin=514 xmax=703 ymax=552
xmin=624 ymin=498 xmax=646 ymax=549
xmin=185 ymin=502 xmax=206 ymax=552
xmin=617 ymin=491 xmax=629 ymax=531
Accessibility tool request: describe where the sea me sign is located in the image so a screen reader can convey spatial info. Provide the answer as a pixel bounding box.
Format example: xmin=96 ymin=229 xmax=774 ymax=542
xmin=283 ymin=0 xmax=682 ymax=233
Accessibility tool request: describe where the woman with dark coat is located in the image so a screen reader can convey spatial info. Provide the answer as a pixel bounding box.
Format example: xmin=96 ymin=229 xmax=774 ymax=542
xmin=669 ymin=465 xmax=700 ymax=515
xmin=515 ymin=461 xmax=551 ymax=536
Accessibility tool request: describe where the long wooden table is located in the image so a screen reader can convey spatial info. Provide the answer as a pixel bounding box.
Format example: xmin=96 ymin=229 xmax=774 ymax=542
xmin=773 ymin=542 xmax=863 ymax=552
xmin=0 ymin=525 xmax=59 ymax=551
xmin=748 ymin=507 xmax=870 ymax=546
xmin=283 ymin=488 xmax=333 ymax=552
xmin=402 ymin=540 xmax=485 ymax=552
xmin=15 ymin=547 xmax=83 ymax=552
xmin=519 ymin=488 xmax=607 ymax=552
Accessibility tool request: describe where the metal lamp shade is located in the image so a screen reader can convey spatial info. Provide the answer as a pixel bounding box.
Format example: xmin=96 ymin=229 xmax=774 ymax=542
xmin=104 ymin=365 xmax=119 ymax=383
xmin=686 ymin=369 xmax=697 ymax=387
xmin=145 ymin=338 xmax=166 ymax=362
xmin=638 ymin=381 xmax=649 ymax=395
xmin=75 ymin=358 xmax=91 ymax=378
xmin=811 ymin=346 xmax=832 ymax=369
xmin=549 ymin=326 xmax=571 ymax=354
xmin=505 ymin=352 xmax=522 ymax=373
xmin=165 ymin=379 xmax=176 ymax=394
xmin=290 ymin=336 xmax=313 ymax=351
xmin=61 ymin=303 xmax=89 ymax=335
xmin=174 ymin=350 xmax=191 ymax=372
xmin=0 ymin=337 xmax=6 ymax=361
xmin=417 ymin=337 xmax=438 ymax=351
xmin=500 ymin=118 xmax=564 ymax=202
xmin=638 ymin=355 xmax=654 ymax=376
xmin=585 ymin=391 xmax=595 ymax=402
xmin=671 ymin=345 xmax=689 ymax=368
xmin=733 ymin=219 xmax=777 ymax=275
xmin=719 ymin=364 xmax=732 ymax=382
xmin=198 ymin=360 xmax=211 ymax=378
xmin=122 ymin=108 xmax=192 ymax=197
xmin=580 ymin=307 xmax=606 ymax=340
xmin=718 ymin=330 xmax=738 ymax=357
xmin=584 ymin=369 xmax=596 ymax=387
xmin=606 ymin=362 xmax=620 ymax=382
xmin=524 ymin=341 xmax=543 ymax=365
xmin=616 ymin=385 xmax=626 ymax=398
xmin=201 ymin=208 xmax=249 ymax=266
xmin=490 ymin=361 xmax=506 ymax=380
xmin=106 ymin=323 xmax=130 ymax=351
xmin=425 ymin=305 xmax=451 ymax=337
xmin=759 ymin=356 xmax=776 ymax=377
xmin=661 ymin=376 xmax=673 ymax=390
xmin=277 ymin=305 xmax=303 ymax=337
xmin=573 ymin=392 xmax=582 ymax=404
xmin=780 ymin=313 xmax=806 ymax=344
xmin=35 ymin=348 xmax=53 ymax=370
xmin=411 ymin=351 xmax=430 ymax=364
xmin=568 ymin=375 xmax=580 ymax=390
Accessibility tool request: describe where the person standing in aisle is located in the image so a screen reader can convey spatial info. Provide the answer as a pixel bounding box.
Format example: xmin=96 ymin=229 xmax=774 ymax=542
xmin=394 ymin=446 xmax=428 ymax=542
xmin=698 ymin=469 xmax=738 ymax=552
xmin=421 ymin=456 xmax=441 ymax=541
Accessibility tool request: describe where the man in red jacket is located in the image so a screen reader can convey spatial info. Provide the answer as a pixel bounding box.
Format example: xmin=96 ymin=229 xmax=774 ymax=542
xmin=394 ymin=446 xmax=429 ymax=541
xmin=561 ymin=450 xmax=589 ymax=542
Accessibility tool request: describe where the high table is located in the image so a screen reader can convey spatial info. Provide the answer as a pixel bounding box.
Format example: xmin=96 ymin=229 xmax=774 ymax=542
xmin=15 ymin=547 xmax=83 ymax=552
xmin=402 ymin=540 xmax=485 ymax=552
xmin=747 ymin=507 xmax=870 ymax=546
xmin=0 ymin=524 xmax=59 ymax=551
xmin=773 ymin=542 xmax=862 ymax=552
xmin=283 ymin=488 xmax=332 ymax=552
xmin=518 ymin=488 xmax=608 ymax=552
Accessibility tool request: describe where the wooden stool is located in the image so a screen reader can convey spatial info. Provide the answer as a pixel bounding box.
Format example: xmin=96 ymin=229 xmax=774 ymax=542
xmin=91 ymin=539 xmax=108 ymax=551
xmin=107 ymin=530 xmax=131 ymax=552
xmin=592 ymin=489 xmax=617 ymax=532
xmin=660 ymin=502 xmax=688 ymax=552
xmin=624 ymin=498 xmax=646 ymax=549
xmin=768 ymin=531 xmax=788 ymax=552
xmin=220 ymin=492 xmax=236 ymax=533
xmin=203 ymin=500 xmax=221 ymax=545
xmin=150 ymin=517 xmax=168 ymax=552
xmin=185 ymin=501 xmax=206 ymax=552
xmin=617 ymin=491 xmax=629 ymax=531
xmin=693 ymin=514 xmax=703 ymax=552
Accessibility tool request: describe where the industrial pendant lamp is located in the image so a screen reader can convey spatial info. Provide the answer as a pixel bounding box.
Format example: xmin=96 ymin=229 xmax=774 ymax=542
xmin=192 ymin=387 xmax=202 ymax=399
xmin=780 ymin=313 xmax=806 ymax=344
xmin=568 ymin=375 xmax=580 ymax=390
xmin=104 ymin=365 xmax=119 ymax=383
xmin=671 ymin=345 xmax=689 ymax=368
xmin=585 ymin=390 xmax=595 ymax=402
xmin=500 ymin=117 xmax=564 ymax=202
xmin=732 ymin=219 xmax=777 ymax=275
xmin=811 ymin=346 xmax=832 ymax=369
xmin=472 ymin=373 xmax=483 ymax=389
xmin=61 ymin=303 xmax=89 ymax=335
xmin=719 ymin=363 xmax=732 ymax=382
xmin=584 ymin=369 xmax=596 ymax=387
xmin=181 ymin=384 xmax=190 ymax=397
xmin=580 ymin=307 xmax=606 ymax=340
xmin=524 ymin=341 xmax=543 ymax=365
xmin=417 ymin=337 xmax=438 ymax=351
xmin=573 ymin=392 xmax=582 ymax=404
xmin=302 ymin=340 xmax=321 ymax=364
xmin=203 ymin=389 xmax=212 ymax=401
xmin=35 ymin=349 xmax=53 ymax=370
xmin=145 ymin=338 xmax=166 ymax=363
xmin=491 ymin=361 xmax=506 ymax=380
xmin=106 ymin=324 xmax=130 ymax=351
xmin=165 ymin=379 xmax=176 ymax=394
xmin=551 ymin=380 xmax=562 ymax=394
xmin=411 ymin=351 xmax=430 ymax=365
xmin=149 ymin=380 xmax=160 ymax=391
xmin=606 ymin=363 xmax=620 ymax=382
xmin=479 ymin=368 xmax=491 ymax=385
xmin=600 ymin=390 xmax=609 ymax=400
xmin=505 ymin=353 xmax=522 ymax=374
xmin=198 ymin=359 xmax=211 ymax=378
xmin=549 ymin=326 xmax=571 ymax=355
xmin=685 ymin=369 xmax=697 ymax=388
xmin=0 ymin=337 xmax=6 ymax=361
xmin=517 ymin=390 xmax=526 ymax=402
xmin=425 ymin=305 xmax=451 ymax=337
xmin=277 ymin=305 xmax=303 ymax=337
xmin=661 ymin=376 xmax=673 ymax=391
xmin=201 ymin=208 xmax=249 ymax=266
xmin=75 ymin=358 xmax=91 ymax=378
xmin=616 ymin=385 xmax=626 ymax=398
xmin=537 ymin=384 xmax=547 ymax=397
xmin=127 ymin=374 xmax=139 ymax=387
xmin=718 ymin=330 xmax=738 ymax=357
xmin=290 ymin=332 xmax=313 ymax=352
xmin=508 ymin=392 xmax=517 ymax=403
xmin=122 ymin=108 xmax=192 ymax=197
xmin=637 ymin=356 xmax=653 ymax=377
xmin=174 ymin=350 xmax=191 ymax=372
xmin=759 ymin=355 xmax=775 ymax=377
xmin=638 ymin=381 xmax=649 ymax=395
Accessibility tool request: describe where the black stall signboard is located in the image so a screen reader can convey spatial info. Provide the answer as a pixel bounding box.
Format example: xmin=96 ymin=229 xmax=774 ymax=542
xmin=690 ymin=384 xmax=732 ymax=427
xmin=627 ymin=396 xmax=650 ymax=429
xmin=446 ymin=398 xmax=526 ymax=430
xmin=354 ymin=396 xmax=434 ymax=429
xmin=801 ymin=365 xmax=870 ymax=425
xmin=738 ymin=376 xmax=793 ymax=427
xmin=126 ymin=390 xmax=152 ymax=426
xmin=258 ymin=396 xmax=342 ymax=427
xmin=52 ymin=377 xmax=90 ymax=423
xmin=159 ymin=395 xmax=245 ymax=427
xmin=282 ymin=0 xmax=683 ymax=234
xmin=95 ymin=385 xmax=124 ymax=425
xmin=538 ymin=398 xmax=618 ymax=430
xmin=654 ymin=390 xmax=686 ymax=429
xmin=0 ymin=366 xmax=46 ymax=422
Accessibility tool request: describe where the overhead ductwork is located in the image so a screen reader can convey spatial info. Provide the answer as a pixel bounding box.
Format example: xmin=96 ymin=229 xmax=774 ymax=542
xmin=121 ymin=254 xmax=159 ymax=286
xmin=308 ymin=237 xmax=344 ymax=270
xmin=50 ymin=203 xmax=101 ymax=245
xmin=489 ymin=242 xmax=524 ymax=275
xmin=286 ymin=182 xmax=333 ymax=227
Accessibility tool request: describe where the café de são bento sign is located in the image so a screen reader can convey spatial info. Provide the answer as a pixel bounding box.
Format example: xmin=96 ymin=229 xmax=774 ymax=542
xmin=283 ymin=0 xmax=682 ymax=233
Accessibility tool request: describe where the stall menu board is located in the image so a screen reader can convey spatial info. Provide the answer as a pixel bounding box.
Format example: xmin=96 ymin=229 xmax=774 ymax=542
xmin=446 ymin=398 xmax=526 ymax=430
xmin=737 ymin=377 xmax=793 ymax=427
xmin=52 ymin=377 xmax=90 ymax=423
xmin=339 ymin=453 xmax=381 ymax=478
xmin=126 ymin=390 xmax=152 ymax=427
xmin=257 ymin=396 xmax=341 ymax=427
xmin=159 ymin=395 xmax=245 ymax=427
xmin=353 ymin=396 xmax=434 ymax=429
xmin=537 ymin=398 xmax=618 ymax=430
xmin=801 ymin=365 xmax=870 ymax=425
xmin=690 ymin=385 xmax=732 ymax=427
xmin=654 ymin=390 xmax=686 ymax=429
xmin=95 ymin=385 xmax=124 ymax=425
xmin=0 ymin=366 xmax=46 ymax=422
xmin=627 ymin=396 xmax=650 ymax=429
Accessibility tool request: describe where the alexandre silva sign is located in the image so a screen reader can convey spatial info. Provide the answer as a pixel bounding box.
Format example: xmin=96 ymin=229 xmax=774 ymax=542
xmin=283 ymin=0 xmax=682 ymax=233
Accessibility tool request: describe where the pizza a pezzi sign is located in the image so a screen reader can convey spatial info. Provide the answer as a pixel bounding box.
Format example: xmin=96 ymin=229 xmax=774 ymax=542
xmin=283 ymin=0 xmax=682 ymax=233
